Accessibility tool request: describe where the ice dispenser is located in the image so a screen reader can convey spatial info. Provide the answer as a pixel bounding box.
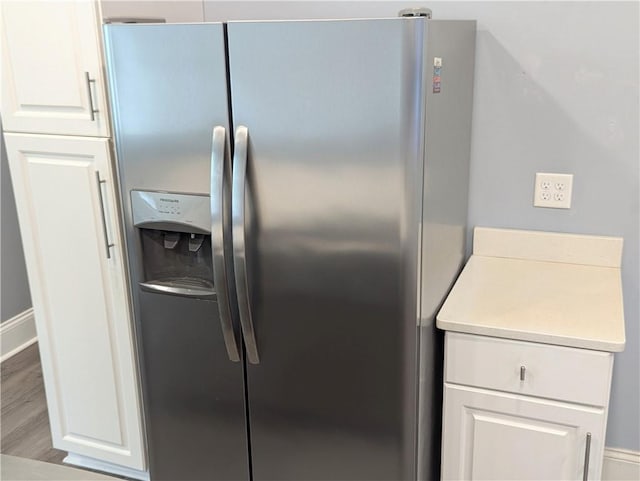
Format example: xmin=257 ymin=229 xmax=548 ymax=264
xmin=132 ymin=190 xmax=215 ymax=299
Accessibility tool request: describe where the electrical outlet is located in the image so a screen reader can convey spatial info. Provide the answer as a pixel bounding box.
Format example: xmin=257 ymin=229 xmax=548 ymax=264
xmin=534 ymin=173 xmax=573 ymax=209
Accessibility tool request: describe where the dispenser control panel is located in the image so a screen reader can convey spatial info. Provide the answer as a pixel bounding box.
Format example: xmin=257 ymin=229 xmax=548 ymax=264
xmin=157 ymin=197 xmax=181 ymax=216
xmin=131 ymin=190 xmax=210 ymax=233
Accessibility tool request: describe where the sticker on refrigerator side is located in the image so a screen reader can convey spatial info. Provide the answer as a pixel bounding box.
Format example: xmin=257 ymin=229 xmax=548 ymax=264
xmin=433 ymin=57 xmax=442 ymax=93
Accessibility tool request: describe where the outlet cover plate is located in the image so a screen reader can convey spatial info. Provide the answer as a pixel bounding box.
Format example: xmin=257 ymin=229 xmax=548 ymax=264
xmin=534 ymin=173 xmax=573 ymax=209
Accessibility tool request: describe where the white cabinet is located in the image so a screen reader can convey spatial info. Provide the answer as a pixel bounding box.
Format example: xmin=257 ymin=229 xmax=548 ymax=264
xmin=441 ymin=332 xmax=613 ymax=481
xmin=443 ymin=385 xmax=604 ymax=480
xmin=4 ymin=133 xmax=145 ymax=470
xmin=2 ymin=0 xmax=147 ymax=474
xmin=1 ymin=1 xmax=110 ymax=136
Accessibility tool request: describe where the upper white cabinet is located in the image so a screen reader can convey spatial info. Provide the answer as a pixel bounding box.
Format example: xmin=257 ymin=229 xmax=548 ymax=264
xmin=4 ymin=133 xmax=145 ymax=470
xmin=1 ymin=1 xmax=110 ymax=136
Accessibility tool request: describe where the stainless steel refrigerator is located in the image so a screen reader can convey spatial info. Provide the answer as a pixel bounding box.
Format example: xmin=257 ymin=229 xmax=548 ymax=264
xmin=104 ymin=17 xmax=475 ymax=481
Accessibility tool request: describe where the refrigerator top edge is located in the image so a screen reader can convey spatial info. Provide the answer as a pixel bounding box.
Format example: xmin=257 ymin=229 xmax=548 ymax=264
xmin=101 ymin=18 xmax=476 ymax=29
xmin=227 ymin=18 xmax=476 ymax=24
xmin=103 ymin=22 xmax=222 ymax=29
xmin=102 ymin=18 xmax=414 ymax=28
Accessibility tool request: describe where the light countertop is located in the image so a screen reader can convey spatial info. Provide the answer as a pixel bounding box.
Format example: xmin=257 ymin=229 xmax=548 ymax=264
xmin=436 ymin=227 xmax=626 ymax=352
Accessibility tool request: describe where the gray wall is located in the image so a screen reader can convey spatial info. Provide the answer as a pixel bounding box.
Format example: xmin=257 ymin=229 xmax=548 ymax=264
xmin=1 ymin=127 xmax=32 ymax=322
xmin=201 ymin=1 xmax=640 ymax=451
xmin=453 ymin=1 xmax=639 ymax=451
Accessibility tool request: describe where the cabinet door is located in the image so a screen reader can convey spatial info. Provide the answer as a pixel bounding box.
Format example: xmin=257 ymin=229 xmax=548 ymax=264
xmin=1 ymin=1 xmax=109 ymax=136
xmin=4 ymin=133 xmax=144 ymax=469
xmin=442 ymin=384 xmax=605 ymax=481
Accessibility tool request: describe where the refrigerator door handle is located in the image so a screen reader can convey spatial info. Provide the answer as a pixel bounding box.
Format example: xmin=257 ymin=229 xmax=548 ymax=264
xmin=211 ymin=126 xmax=241 ymax=362
xmin=232 ymin=126 xmax=260 ymax=364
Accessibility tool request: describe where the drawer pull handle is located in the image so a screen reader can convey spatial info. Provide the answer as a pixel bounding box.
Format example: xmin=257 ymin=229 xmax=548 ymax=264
xmin=520 ymin=365 xmax=526 ymax=381
xmin=583 ymin=432 xmax=592 ymax=481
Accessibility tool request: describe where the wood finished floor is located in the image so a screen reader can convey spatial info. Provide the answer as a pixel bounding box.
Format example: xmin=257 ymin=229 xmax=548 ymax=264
xmin=1 ymin=343 xmax=66 ymax=464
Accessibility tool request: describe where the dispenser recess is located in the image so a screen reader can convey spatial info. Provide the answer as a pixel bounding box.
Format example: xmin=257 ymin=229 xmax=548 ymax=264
xmin=132 ymin=190 xmax=215 ymax=299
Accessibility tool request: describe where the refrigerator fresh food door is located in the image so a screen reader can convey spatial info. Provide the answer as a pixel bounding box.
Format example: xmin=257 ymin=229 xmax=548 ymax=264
xmin=227 ymin=18 xmax=427 ymax=481
xmin=104 ymin=24 xmax=248 ymax=481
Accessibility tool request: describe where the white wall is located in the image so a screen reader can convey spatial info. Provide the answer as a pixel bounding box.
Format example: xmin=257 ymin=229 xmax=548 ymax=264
xmin=100 ymin=0 xmax=204 ymax=22
xmin=200 ymin=0 xmax=640 ymax=452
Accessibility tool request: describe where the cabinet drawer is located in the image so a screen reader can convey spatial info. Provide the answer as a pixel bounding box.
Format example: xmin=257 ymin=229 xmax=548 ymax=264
xmin=445 ymin=332 xmax=613 ymax=406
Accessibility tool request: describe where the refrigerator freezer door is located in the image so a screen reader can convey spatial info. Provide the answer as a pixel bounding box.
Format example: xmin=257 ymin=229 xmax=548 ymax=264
xmin=104 ymin=24 xmax=248 ymax=480
xmin=227 ymin=18 xmax=427 ymax=481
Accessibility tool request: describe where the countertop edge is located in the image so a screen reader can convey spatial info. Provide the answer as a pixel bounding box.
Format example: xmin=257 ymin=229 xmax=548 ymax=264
xmin=435 ymin=318 xmax=625 ymax=353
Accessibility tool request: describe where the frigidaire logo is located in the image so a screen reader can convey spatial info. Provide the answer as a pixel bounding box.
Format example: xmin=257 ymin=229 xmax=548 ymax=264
xmin=160 ymin=198 xmax=179 ymax=203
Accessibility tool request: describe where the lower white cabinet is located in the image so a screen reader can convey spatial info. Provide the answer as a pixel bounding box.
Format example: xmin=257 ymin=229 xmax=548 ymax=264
xmin=4 ymin=133 xmax=145 ymax=470
xmin=442 ymin=385 xmax=604 ymax=480
xmin=441 ymin=332 xmax=613 ymax=481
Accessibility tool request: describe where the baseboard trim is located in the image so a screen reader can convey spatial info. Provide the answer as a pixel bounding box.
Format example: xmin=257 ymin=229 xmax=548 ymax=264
xmin=603 ymin=447 xmax=640 ymax=481
xmin=64 ymin=453 xmax=149 ymax=481
xmin=1 ymin=308 xmax=37 ymax=362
